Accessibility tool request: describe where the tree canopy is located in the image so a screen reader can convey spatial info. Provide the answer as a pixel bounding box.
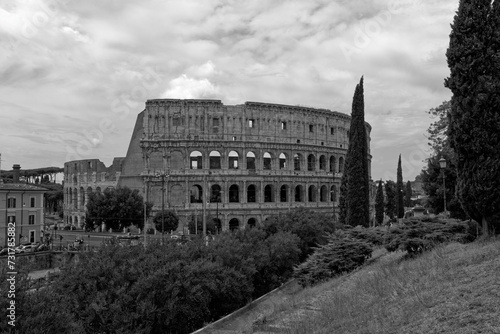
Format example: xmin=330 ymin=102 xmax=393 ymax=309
xmin=85 ymin=187 xmax=152 ymax=231
xmin=396 ymin=155 xmax=405 ymax=218
xmin=445 ymin=0 xmax=500 ymax=233
xmin=154 ymin=210 xmax=179 ymax=233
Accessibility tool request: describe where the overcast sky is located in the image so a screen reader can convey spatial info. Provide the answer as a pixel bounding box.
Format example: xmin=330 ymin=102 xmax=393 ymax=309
xmin=0 ymin=0 xmax=458 ymax=181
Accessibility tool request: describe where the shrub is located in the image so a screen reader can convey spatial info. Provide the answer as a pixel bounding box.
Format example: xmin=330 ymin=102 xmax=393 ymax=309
xmin=294 ymin=235 xmax=372 ymax=287
xmin=384 ymin=217 xmax=478 ymax=256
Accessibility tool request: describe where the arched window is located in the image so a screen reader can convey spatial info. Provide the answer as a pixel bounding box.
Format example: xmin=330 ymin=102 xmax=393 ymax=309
xmin=279 ymin=153 xmax=287 ymax=169
xmin=190 ymin=151 xmax=203 ymax=169
xmin=280 ymin=185 xmax=288 ymax=202
xmin=246 ymin=151 xmax=256 ymax=170
xmin=210 ymin=185 xmax=221 ymax=202
xmin=247 ymin=218 xmax=256 ymax=228
xmin=295 ymin=185 xmax=303 ymax=202
xmin=80 ymin=187 xmax=85 ymax=207
xmin=319 ymin=155 xmax=326 ymax=170
xmin=228 ymin=151 xmax=239 ymax=169
xmin=331 ymin=185 xmax=337 ymax=202
xmin=330 ymin=156 xmax=336 ymax=173
xmin=209 ymin=151 xmax=221 ymax=169
xmin=320 ymin=185 xmax=328 ymax=202
xmin=229 ymin=218 xmax=239 ymax=231
xmin=247 ymin=185 xmax=256 ymax=203
xmin=339 ymin=157 xmax=344 ymax=173
xmin=294 ymin=153 xmax=302 ymax=171
xmin=190 ymin=185 xmax=203 ymax=203
xmin=69 ymin=188 xmax=73 ymax=207
xmin=73 ymin=188 xmax=78 ymax=209
xmin=307 ymin=154 xmax=316 ymax=171
xmin=264 ymin=184 xmax=273 ymax=202
xmin=229 ymin=184 xmax=239 ymax=203
xmin=308 ymin=185 xmax=316 ymax=202
xmin=263 ymin=152 xmax=272 ymax=170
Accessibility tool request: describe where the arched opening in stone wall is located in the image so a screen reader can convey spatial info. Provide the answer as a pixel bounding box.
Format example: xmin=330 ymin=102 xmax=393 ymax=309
xmin=80 ymin=187 xmax=85 ymax=208
xmin=308 ymin=185 xmax=316 ymax=202
xmin=247 ymin=184 xmax=256 ymax=203
xmin=279 ymin=153 xmax=287 ymax=169
xmin=209 ymin=151 xmax=221 ymax=169
xmin=294 ymin=153 xmax=302 ymax=171
xmin=319 ymin=155 xmax=326 ymax=170
xmin=331 ymin=185 xmax=337 ymax=202
xmin=190 ymin=151 xmax=203 ymax=169
xmin=229 ymin=184 xmax=239 ymax=203
xmin=263 ymin=152 xmax=272 ymax=170
xmin=229 ymin=218 xmax=239 ymax=231
xmin=171 ymin=151 xmax=184 ymax=170
xmin=320 ymin=185 xmax=328 ymax=202
xmin=228 ymin=151 xmax=239 ymax=169
xmin=69 ymin=188 xmax=73 ymax=207
xmin=247 ymin=218 xmax=256 ymax=228
xmin=264 ymin=184 xmax=273 ymax=202
xmin=246 ymin=152 xmax=256 ymax=170
xmin=295 ymin=185 xmax=303 ymax=202
xmin=73 ymin=188 xmax=78 ymax=209
xmin=190 ymin=185 xmax=203 ymax=203
xmin=339 ymin=157 xmax=344 ymax=173
xmin=170 ymin=184 xmax=183 ymax=206
xmin=330 ymin=156 xmax=336 ymax=173
xmin=210 ymin=184 xmax=221 ymax=202
xmin=280 ymin=185 xmax=288 ymax=202
xmin=307 ymin=154 xmax=316 ymax=171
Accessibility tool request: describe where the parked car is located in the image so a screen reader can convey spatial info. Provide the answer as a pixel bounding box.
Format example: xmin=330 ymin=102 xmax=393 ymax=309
xmin=15 ymin=244 xmax=38 ymax=253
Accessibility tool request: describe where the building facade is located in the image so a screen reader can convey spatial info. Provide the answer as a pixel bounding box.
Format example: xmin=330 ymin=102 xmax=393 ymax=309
xmin=64 ymin=99 xmax=372 ymax=231
xmin=0 ymin=165 xmax=46 ymax=247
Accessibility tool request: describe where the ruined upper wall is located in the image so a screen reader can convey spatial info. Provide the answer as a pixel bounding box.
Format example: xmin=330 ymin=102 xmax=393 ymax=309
xmin=142 ymin=99 xmax=371 ymax=149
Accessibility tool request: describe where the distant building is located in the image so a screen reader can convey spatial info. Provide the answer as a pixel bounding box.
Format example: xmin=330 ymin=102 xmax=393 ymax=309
xmin=63 ymin=99 xmax=373 ymax=230
xmin=0 ymin=165 xmax=47 ymax=247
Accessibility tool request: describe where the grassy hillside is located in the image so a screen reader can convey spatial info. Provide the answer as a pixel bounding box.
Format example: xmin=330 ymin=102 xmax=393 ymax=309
xmin=256 ymin=238 xmax=500 ymax=334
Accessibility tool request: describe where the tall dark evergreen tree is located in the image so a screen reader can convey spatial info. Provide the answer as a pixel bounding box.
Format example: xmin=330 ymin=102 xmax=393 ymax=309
xmin=405 ymin=181 xmax=412 ymax=208
xmin=341 ymin=76 xmax=370 ymax=227
xmin=384 ymin=180 xmax=396 ymax=220
xmin=445 ymin=0 xmax=500 ymax=234
xmin=375 ymin=180 xmax=385 ymax=226
xmin=338 ymin=170 xmax=348 ymax=225
xmin=396 ymin=155 xmax=405 ymax=218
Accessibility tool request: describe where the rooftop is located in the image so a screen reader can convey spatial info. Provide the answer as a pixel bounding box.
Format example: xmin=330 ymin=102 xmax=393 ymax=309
xmin=0 ymin=183 xmax=48 ymax=192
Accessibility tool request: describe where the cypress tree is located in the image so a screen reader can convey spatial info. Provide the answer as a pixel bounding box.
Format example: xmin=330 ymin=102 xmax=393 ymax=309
xmin=342 ymin=76 xmax=370 ymax=227
xmin=445 ymin=0 xmax=500 ymax=234
xmin=405 ymin=180 xmax=412 ymax=208
xmin=338 ymin=169 xmax=348 ymax=225
xmin=396 ymin=155 xmax=405 ymax=219
xmin=384 ymin=180 xmax=396 ymax=220
xmin=375 ymin=180 xmax=385 ymax=226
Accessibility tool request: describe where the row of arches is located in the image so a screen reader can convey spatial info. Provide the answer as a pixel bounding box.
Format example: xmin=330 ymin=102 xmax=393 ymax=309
xmin=190 ymin=183 xmax=338 ymax=204
xmin=189 ymin=150 xmax=345 ymax=172
xmin=66 ymin=186 xmax=109 ymax=210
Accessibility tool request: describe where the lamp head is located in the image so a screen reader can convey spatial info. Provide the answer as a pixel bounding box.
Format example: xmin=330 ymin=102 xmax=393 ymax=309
xmin=439 ymin=157 xmax=447 ymax=169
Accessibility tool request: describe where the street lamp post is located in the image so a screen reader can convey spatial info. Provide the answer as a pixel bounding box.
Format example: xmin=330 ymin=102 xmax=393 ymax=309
xmin=439 ymin=157 xmax=447 ymax=217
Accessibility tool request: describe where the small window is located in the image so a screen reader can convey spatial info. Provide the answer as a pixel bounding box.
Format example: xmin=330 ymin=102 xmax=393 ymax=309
xmin=30 ymin=197 xmax=35 ymax=207
xmin=297 ymin=139 xmax=301 ymax=144
xmin=7 ymin=198 xmax=16 ymax=208
xmin=249 ymin=119 xmax=255 ymax=128
xmin=173 ymin=116 xmax=181 ymax=126
xmin=309 ymin=124 xmax=314 ymax=133
xmin=88 ymin=161 xmax=92 ymax=168
xmin=213 ymin=118 xmax=219 ymax=127
xmin=232 ymin=136 xmax=237 ymax=141
xmin=281 ymin=121 xmax=287 ymax=130
xmin=321 ymin=142 xmax=324 ymax=146
xmin=29 ymin=215 xmax=35 ymax=225
xmin=212 ymin=118 xmax=219 ymax=133
xmin=330 ymin=127 xmax=334 ymax=135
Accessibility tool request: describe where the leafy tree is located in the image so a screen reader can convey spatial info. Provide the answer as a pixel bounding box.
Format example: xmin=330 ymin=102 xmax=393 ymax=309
xmin=396 ymin=155 xmax=405 ymax=218
xmin=405 ymin=181 xmax=412 ymax=208
xmin=445 ymin=0 xmax=500 ymax=234
xmin=263 ymin=208 xmax=334 ymax=261
xmin=375 ymin=180 xmax=385 ymax=226
xmin=342 ymin=77 xmax=370 ymax=227
xmin=384 ymin=180 xmax=396 ymax=220
xmin=154 ymin=210 xmax=179 ymax=233
xmin=85 ymin=186 xmax=152 ymax=231
xmin=188 ymin=214 xmax=218 ymax=235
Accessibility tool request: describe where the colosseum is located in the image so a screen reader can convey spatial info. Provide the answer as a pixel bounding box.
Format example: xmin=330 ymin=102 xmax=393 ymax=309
xmin=64 ymin=99 xmax=372 ymax=231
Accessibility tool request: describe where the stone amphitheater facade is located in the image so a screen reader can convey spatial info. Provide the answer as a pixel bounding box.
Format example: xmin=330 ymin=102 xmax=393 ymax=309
xmin=64 ymin=99 xmax=372 ymax=231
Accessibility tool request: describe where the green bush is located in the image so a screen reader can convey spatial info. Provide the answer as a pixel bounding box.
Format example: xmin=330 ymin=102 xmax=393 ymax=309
xmin=294 ymin=235 xmax=372 ymax=287
xmin=384 ymin=217 xmax=478 ymax=256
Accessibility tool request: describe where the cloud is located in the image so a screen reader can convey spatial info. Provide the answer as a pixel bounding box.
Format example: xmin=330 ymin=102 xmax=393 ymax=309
xmin=162 ymin=74 xmax=221 ymax=100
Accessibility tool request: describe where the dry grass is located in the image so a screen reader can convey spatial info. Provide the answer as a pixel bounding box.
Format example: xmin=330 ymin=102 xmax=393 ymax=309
xmin=255 ymin=238 xmax=500 ymax=334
